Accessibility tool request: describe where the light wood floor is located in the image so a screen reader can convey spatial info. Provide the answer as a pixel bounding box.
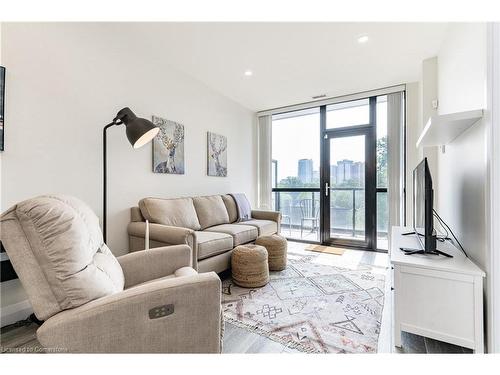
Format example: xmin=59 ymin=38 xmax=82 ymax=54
xmin=0 ymin=241 xmax=471 ymax=354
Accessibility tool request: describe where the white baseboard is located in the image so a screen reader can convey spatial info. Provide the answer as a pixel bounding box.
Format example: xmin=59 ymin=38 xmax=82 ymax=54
xmin=0 ymin=299 xmax=33 ymax=327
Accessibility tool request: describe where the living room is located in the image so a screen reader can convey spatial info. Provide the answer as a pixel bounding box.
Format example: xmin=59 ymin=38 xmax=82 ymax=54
xmin=1 ymin=1 xmax=499 ymax=373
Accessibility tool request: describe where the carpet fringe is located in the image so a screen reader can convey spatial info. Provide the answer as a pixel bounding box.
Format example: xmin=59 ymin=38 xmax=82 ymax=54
xmin=223 ymin=315 xmax=320 ymax=353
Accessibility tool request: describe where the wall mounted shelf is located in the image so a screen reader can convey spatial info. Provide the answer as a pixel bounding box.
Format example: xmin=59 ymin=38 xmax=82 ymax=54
xmin=416 ymin=109 xmax=483 ymax=148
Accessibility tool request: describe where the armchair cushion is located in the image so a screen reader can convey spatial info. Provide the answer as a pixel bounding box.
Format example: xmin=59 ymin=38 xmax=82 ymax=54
xmin=204 ymin=224 xmax=258 ymax=246
xmin=139 ymin=197 xmax=201 ymax=230
xmin=117 ymin=245 xmax=192 ymax=288
xmin=236 ymin=219 xmax=277 ymax=236
xmin=194 ymin=231 xmax=233 ymax=260
xmin=0 ymin=195 xmax=124 ymax=319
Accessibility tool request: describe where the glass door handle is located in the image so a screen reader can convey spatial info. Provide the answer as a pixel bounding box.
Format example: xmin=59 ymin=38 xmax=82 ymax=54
xmin=325 ymin=182 xmax=329 ymax=197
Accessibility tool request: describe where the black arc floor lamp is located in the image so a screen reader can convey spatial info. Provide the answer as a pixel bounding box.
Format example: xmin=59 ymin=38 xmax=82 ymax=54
xmin=103 ymin=107 xmax=159 ymax=242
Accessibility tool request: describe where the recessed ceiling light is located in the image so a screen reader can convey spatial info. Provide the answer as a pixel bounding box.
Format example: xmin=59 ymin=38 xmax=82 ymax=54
xmin=244 ymin=70 xmax=253 ymax=76
xmin=357 ymin=35 xmax=369 ymax=44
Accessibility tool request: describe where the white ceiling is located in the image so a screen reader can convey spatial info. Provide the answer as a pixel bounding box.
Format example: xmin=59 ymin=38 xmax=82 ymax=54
xmin=124 ymin=23 xmax=450 ymax=111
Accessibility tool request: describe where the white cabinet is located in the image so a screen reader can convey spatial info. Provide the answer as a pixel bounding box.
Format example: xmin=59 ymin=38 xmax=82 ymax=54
xmin=390 ymin=226 xmax=485 ymax=353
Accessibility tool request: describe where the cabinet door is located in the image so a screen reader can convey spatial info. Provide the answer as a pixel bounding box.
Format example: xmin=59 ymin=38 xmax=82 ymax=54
xmin=397 ymin=265 xmax=476 ymax=348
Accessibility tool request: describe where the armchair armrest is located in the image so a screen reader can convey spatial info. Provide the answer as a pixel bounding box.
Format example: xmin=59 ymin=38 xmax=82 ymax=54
xmin=128 ymin=222 xmax=195 ymax=247
xmin=117 ymin=245 xmax=192 ymax=288
xmin=36 ymin=272 xmax=222 ymax=353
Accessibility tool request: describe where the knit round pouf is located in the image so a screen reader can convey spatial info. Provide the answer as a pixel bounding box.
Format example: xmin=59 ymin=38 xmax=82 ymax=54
xmin=256 ymin=234 xmax=288 ymax=271
xmin=231 ymin=244 xmax=269 ymax=288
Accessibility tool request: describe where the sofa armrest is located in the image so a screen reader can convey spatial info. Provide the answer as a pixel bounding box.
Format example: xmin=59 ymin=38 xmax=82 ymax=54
xmin=251 ymin=209 xmax=281 ymax=222
xmin=252 ymin=209 xmax=281 ymax=222
xmin=117 ymin=245 xmax=192 ymax=288
xmin=128 ymin=222 xmax=195 ymax=247
xmin=36 ymin=272 xmax=222 ymax=353
xmin=251 ymin=210 xmax=282 ymax=234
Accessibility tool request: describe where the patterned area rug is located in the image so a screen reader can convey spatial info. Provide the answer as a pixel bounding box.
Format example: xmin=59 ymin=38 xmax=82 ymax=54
xmin=222 ymin=252 xmax=386 ymax=353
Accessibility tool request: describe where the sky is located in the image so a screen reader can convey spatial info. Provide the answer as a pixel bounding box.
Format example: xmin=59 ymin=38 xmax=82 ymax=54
xmin=272 ymin=99 xmax=387 ymax=182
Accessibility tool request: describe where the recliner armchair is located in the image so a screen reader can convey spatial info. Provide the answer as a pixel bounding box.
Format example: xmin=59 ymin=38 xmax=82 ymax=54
xmin=0 ymin=195 xmax=222 ymax=353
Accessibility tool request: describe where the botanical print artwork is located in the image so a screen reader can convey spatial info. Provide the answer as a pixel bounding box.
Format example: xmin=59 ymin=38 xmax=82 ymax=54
xmin=207 ymin=132 xmax=227 ymax=177
xmin=152 ymin=116 xmax=185 ymax=174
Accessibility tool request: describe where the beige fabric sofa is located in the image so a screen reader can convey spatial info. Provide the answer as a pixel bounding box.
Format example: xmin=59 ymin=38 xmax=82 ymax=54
xmin=0 ymin=195 xmax=222 ymax=353
xmin=128 ymin=194 xmax=281 ymax=273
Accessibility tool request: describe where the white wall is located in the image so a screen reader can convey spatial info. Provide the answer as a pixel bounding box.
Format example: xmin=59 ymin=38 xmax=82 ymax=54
xmin=0 ymin=23 xmax=256 ymax=323
xmin=1 ymin=23 xmax=256 ymax=253
xmin=439 ymin=25 xmax=487 ymax=113
xmin=486 ymin=22 xmax=500 ymax=354
xmin=435 ymin=23 xmax=489 ymax=347
xmin=436 ymin=23 xmax=487 ymax=269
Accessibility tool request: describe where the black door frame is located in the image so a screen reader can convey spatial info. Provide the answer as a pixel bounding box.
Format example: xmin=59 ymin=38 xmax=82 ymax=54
xmin=319 ymin=97 xmax=378 ymax=251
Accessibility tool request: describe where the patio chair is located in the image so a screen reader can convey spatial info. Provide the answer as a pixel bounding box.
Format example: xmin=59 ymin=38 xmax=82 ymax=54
xmin=300 ymin=198 xmax=320 ymax=239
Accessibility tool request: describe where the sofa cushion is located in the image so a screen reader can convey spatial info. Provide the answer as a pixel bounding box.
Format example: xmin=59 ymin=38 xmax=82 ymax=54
xmin=195 ymin=231 xmax=233 ymax=260
xmin=139 ymin=197 xmax=201 ymax=230
xmin=193 ymin=195 xmax=230 ymax=230
xmin=0 ymin=195 xmax=125 ymax=319
xmin=204 ymin=224 xmax=258 ymax=246
xmin=237 ymin=219 xmax=277 ymax=236
xmin=221 ymin=195 xmax=238 ymax=223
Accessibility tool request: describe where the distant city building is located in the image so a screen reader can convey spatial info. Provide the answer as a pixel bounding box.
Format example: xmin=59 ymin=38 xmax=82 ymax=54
xmin=298 ymin=159 xmax=313 ymax=183
xmin=333 ymin=159 xmax=364 ymax=186
xmin=337 ymin=159 xmax=353 ymax=184
xmin=351 ymin=161 xmax=365 ymax=186
xmin=289 ymin=158 xmax=363 ymax=186
xmin=330 ymin=165 xmax=337 ymax=185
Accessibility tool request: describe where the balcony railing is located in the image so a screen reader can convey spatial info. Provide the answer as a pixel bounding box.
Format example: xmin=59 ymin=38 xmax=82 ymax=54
xmin=272 ymin=187 xmax=388 ymax=248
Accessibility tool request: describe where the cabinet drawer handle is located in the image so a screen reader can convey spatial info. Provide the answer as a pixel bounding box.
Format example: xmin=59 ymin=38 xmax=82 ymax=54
xmin=391 ymin=287 xmax=394 ymax=291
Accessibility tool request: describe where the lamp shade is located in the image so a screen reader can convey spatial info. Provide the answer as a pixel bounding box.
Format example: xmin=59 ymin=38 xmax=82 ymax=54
xmin=115 ymin=107 xmax=159 ymax=149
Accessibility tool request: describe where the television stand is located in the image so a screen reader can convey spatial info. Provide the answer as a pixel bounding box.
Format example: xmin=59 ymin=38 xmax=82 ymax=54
xmin=391 ymin=226 xmax=485 ymax=353
xmin=399 ymin=247 xmax=453 ymax=258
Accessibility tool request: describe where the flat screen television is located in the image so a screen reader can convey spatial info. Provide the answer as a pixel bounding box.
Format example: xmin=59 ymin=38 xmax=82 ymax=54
xmin=413 ymin=157 xmax=437 ymax=253
xmin=401 ymin=157 xmax=452 ymax=257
